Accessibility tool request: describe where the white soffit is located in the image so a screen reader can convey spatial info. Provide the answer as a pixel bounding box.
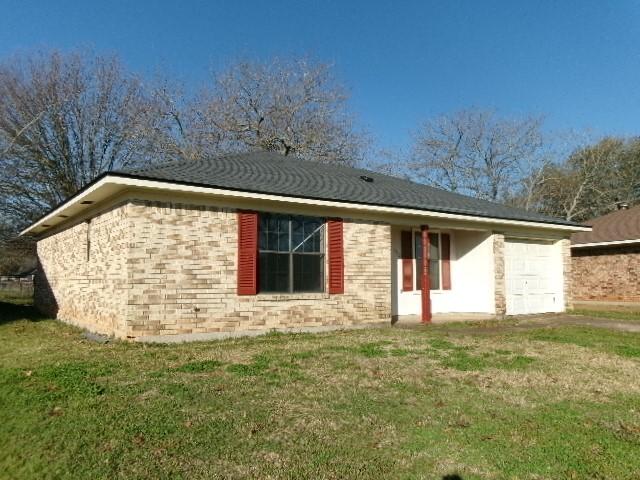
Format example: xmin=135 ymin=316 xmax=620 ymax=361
xmin=571 ymin=238 xmax=640 ymax=248
xmin=22 ymin=175 xmax=592 ymax=236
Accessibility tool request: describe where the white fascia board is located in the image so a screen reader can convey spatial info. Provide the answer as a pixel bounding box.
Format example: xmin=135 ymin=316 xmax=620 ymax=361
xmin=21 ymin=175 xmax=592 ymax=236
xmin=571 ymin=238 xmax=640 ymax=248
xmin=20 ymin=176 xmax=115 ymax=236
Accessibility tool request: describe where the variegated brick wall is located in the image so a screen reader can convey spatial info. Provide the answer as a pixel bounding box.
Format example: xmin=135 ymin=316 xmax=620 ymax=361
xmin=559 ymin=238 xmax=572 ymax=309
xmin=35 ymin=203 xmax=130 ymax=337
xmin=571 ymin=244 xmax=640 ymax=302
xmin=125 ymin=200 xmax=391 ymax=337
xmin=35 ymin=199 xmax=392 ymax=339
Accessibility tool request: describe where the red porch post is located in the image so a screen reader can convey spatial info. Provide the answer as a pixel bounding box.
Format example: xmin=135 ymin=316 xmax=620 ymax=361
xmin=421 ymin=225 xmax=432 ymax=323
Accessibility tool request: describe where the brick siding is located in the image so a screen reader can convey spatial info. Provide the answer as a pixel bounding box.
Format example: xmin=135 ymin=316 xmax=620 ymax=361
xmin=35 ymin=203 xmax=130 ymax=337
xmin=35 ymin=199 xmax=392 ymax=338
xmin=571 ymin=245 xmax=640 ymax=302
xmin=560 ymin=239 xmax=572 ymax=309
xmin=492 ymin=233 xmax=506 ymax=316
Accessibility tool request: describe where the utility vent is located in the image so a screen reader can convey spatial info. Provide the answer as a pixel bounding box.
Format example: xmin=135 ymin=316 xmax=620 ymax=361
xmin=359 ymin=175 xmax=374 ymax=183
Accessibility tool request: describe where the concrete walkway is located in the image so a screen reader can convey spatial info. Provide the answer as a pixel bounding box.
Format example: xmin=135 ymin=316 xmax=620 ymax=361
xmin=401 ymin=314 xmax=640 ymax=335
xmin=523 ymin=314 xmax=640 ymax=333
xmin=136 ymin=314 xmax=640 ymax=343
xmin=573 ymin=300 xmax=640 ymax=312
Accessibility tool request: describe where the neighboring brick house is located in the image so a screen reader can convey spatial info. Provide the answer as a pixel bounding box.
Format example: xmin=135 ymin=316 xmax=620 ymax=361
xmin=22 ymin=152 xmax=587 ymax=340
xmin=571 ymin=204 xmax=640 ymax=304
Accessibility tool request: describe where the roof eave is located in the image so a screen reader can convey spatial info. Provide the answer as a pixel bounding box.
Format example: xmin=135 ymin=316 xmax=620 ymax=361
xmin=571 ymin=238 xmax=640 ymax=248
xmin=21 ymin=173 xmax=592 ymax=236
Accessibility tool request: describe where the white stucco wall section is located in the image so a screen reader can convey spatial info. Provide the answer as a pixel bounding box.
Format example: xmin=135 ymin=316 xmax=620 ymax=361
xmin=391 ymin=227 xmax=497 ymax=315
xmin=448 ymin=231 xmax=496 ymax=314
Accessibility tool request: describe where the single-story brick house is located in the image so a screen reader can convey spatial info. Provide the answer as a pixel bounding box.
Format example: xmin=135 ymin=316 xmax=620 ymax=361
xmin=571 ymin=203 xmax=640 ymax=304
xmin=22 ymin=152 xmax=588 ymax=340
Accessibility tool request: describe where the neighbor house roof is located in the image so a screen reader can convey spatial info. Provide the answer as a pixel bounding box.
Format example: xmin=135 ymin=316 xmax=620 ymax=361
xmin=571 ymin=204 xmax=640 ymax=248
xmin=22 ymin=151 xmax=589 ymax=236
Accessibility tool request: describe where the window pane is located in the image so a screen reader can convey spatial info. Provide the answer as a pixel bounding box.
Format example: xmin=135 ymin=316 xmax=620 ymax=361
xmin=268 ymin=216 xmax=279 ymax=250
xmin=307 ymin=218 xmax=323 ymax=252
xmin=429 ymin=259 xmax=440 ymax=290
xmin=291 ymin=216 xmax=304 ymax=250
xmin=414 ymin=232 xmax=422 ymax=259
xmin=429 ymin=233 xmax=440 ymax=261
xmin=292 ymin=216 xmax=323 ymax=253
xmin=259 ymin=214 xmax=290 ymax=252
xmin=293 ymin=254 xmax=323 ymax=292
xmin=429 ymin=234 xmax=440 ymax=289
xmin=259 ymin=218 xmax=268 ymax=250
xmin=278 ymin=216 xmax=289 ymax=251
xmin=414 ymin=232 xmax=422 ymax=290
xmin=259 ymin=253 xmax=290 ymax=292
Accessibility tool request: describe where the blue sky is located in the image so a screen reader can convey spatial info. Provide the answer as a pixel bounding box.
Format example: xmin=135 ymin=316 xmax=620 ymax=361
xmin=1 ymin=0 xmax=639 ymax=150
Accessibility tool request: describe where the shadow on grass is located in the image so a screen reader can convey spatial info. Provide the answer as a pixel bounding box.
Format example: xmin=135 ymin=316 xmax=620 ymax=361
xmin=0 ymin=301 xmax=47 ymax=324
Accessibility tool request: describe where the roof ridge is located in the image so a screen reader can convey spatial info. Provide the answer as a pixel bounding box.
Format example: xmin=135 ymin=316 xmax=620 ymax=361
xmin=121 ymin=151 xmax=525 ymax=210
xmin=111 ymin=150 xmax=581 ymax=227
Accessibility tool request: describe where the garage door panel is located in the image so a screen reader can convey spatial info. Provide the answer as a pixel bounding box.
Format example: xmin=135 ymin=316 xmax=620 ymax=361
xmin=510 ymin=296 xmax=526 ymax=315
xmin=505 ymin=239 xmax=562 ymax=315
xmin=511 ymin=259 xmax=526 ymax=272
xmin=508 ymin=277 xmax=526 ymax=294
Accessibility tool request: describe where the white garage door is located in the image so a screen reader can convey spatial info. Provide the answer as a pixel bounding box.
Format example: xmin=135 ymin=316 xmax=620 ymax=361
xmin=504 ymin=239 xmax=563 ymax=315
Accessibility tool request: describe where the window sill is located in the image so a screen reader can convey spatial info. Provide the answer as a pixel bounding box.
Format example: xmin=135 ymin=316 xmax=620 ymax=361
xmin=255 ymin=293 xmax=331 ymax=301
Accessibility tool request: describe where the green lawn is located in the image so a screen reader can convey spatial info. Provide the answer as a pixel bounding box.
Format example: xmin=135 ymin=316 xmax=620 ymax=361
xmin=1 ymin=300 xmax=640 ymax=479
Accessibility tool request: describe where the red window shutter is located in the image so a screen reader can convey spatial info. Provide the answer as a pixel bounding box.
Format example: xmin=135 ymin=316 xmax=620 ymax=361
xmin=441 ymin=233 xmax=451 ymax=290
xmin=401 ymin=231 xmax=413 ymax=291
xmin=327 ymin=219 xmax=344 ymax=294
xmin=237 ymin=211 xmax=258 ymax=295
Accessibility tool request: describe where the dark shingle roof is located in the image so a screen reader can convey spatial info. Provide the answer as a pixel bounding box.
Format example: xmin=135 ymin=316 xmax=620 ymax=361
xmin=115 ymin=151 xmax=581 ymax=227
xmin=572 ymin=205 xmax=640 ymax=245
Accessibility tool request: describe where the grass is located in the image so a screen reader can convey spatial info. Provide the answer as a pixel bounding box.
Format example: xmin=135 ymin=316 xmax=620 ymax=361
xmin=1 ymin=300 xmax=640 ymax=479
xmin=0 ymin=289 xmax=34 ymax=305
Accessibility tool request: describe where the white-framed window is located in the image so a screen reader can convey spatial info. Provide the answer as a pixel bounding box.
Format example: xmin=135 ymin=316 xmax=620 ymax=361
xmin=258 ymin=213 xmax=325 ymax=293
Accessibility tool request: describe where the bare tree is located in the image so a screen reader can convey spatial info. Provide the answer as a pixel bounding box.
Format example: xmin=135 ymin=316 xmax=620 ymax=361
xmin=411 ymin=109 xmax=545 ymax=202
xmin=0 ymin=221 xmax=35 ymax=274
xmin=192 ymin=58 xmax=367 ymax=164
xmin=362 ymin=146 xmax=412 ymax=179
xmin=535 ymin=137 xmax=640 ymax=221
xmin=0 ymin=50 xmax=170 ymax=228
xmin=142 ymin=78 xmax=223 ymax=162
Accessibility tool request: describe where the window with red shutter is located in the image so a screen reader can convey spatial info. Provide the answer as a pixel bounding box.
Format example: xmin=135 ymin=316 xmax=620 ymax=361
xmin=237 ymin=211 xmax=258 ymax=295
xmin=327 ymin=219 xmax=344 ymax=294
xmin=257 ymin=213 xmax=326 ymax=293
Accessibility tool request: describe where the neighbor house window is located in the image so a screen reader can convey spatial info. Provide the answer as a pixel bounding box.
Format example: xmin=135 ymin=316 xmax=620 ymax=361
xmin=259 ymin=214 xmax=325 ymax=293
xmin=414 ymin=231 xmax=441 ymax=290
